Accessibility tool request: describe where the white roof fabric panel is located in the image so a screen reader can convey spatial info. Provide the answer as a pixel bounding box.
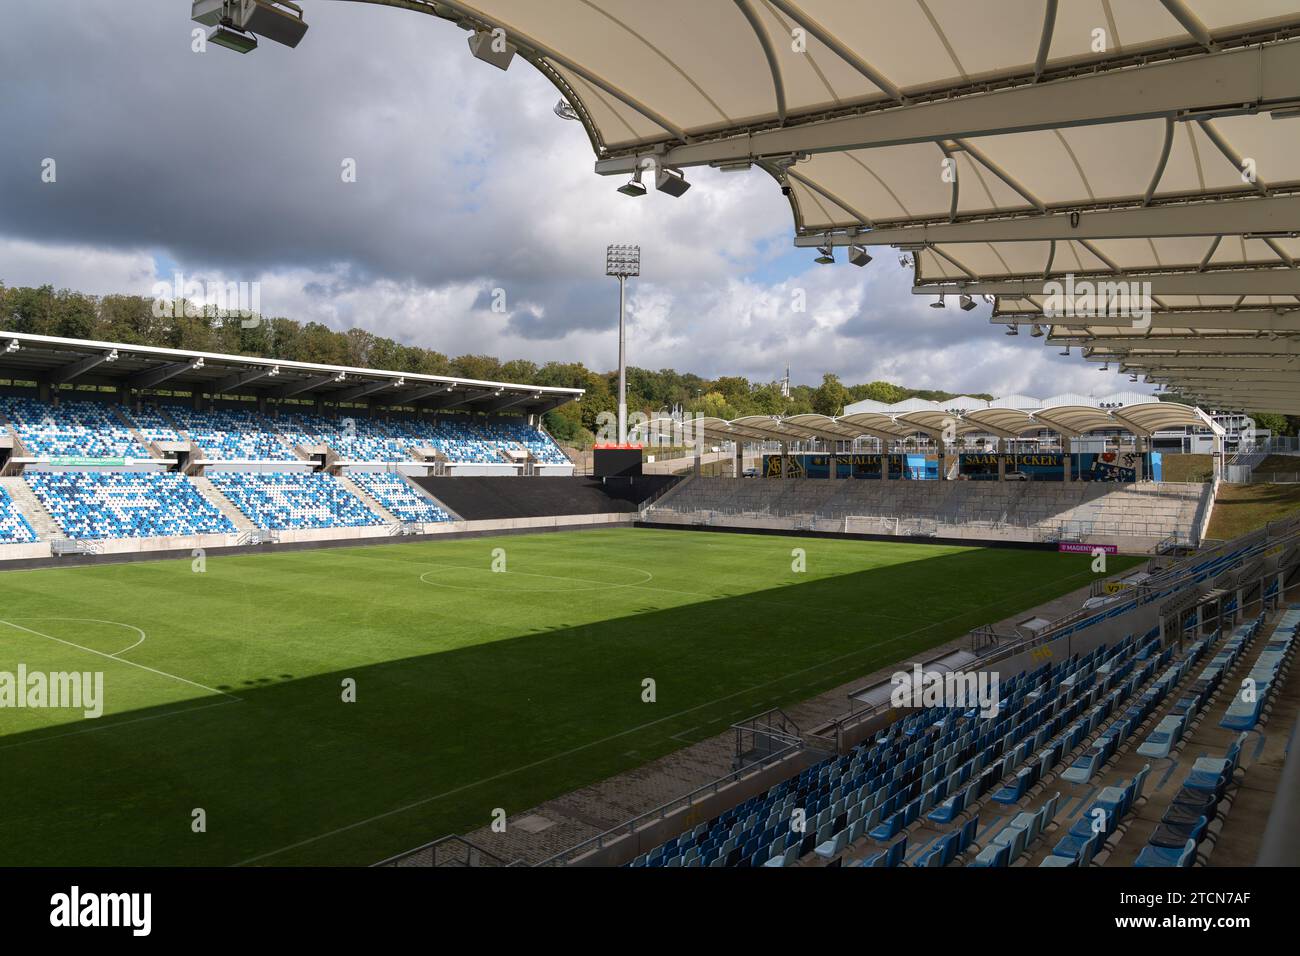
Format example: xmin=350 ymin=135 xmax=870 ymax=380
xmin=381 ymin=0 xmax=1300 ymax=416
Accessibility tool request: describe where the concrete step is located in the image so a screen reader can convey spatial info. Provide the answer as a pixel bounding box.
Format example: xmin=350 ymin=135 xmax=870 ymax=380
xmin=0 ymin=476 xmax=63 ymax=539
xmin=335 ymin=473 xmax=399 ymax=524
xmin=189 ymin=475 xmax=257 ymax=532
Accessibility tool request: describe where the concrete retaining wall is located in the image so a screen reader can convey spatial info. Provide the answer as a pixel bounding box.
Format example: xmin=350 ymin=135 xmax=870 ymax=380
xmin=0 ymin=512 xmax=634 ymax=571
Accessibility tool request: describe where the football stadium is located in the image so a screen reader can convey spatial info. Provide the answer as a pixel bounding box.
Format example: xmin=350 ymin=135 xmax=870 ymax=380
xmin=2 ymin=0 xmax=1300 ymax=932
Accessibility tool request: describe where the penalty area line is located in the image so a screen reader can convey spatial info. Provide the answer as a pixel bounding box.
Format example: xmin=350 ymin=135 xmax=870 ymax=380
xmin=0 ymin=619 xmax=242 ymax=701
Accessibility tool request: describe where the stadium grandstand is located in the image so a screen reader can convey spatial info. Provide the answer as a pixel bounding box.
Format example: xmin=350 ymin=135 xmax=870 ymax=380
xmin=0 ymin=331 xmax=597 ymax=557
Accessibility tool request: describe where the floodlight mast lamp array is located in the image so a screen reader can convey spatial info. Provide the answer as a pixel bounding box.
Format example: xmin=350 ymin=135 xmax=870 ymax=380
xmin=606 ymin=244 xmax=641 ymax=446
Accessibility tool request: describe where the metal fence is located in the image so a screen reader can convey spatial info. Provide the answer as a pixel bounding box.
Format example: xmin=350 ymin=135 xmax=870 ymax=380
xmin=1248 ymin=471 xmax=1300 ymax=484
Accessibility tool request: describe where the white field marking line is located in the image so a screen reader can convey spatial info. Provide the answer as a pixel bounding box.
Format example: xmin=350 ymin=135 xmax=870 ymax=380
xmin=14 ymin=617 xmax=146 ymax=657
xmin=0 ymin=698 xmax=242 ymax=752
xmin=0 ymin=619 xmax=242 ymax=701
xmin=235 ymin=567 xmax=1095 ymax=866
xmin=418 ymin=564 xmax=654 ymax=593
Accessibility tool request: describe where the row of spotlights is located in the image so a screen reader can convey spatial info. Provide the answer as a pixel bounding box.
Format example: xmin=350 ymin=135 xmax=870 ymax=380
xmin=933 ymin=294 xmax=978 ymax=311
xmin=815 ymin=244 xmax=874 ymax=267
xmin=617 ymin=167 xmax=691 ymax=198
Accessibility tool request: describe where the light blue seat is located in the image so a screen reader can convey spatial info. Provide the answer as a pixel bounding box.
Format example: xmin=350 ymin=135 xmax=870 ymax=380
xmin=1137 ymin=714 xmax=1184 ymax=759
xmin=968 ymin=843 xmax=1010 ymax=868
xmin=868 ymin=812 xmax=903 ymax=842
xmin=1060 ymin=746 xmax=1105 ymax=785
xmin=1134 ymin=838 xmax=1197 ymax=867
xmin=992 ymin=822 xmax=1028 ymax=864
xmin=814 ymin=827 xmax=848 ymax=861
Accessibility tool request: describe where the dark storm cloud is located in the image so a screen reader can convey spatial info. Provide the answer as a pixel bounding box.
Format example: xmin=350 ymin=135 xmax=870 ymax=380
xmin=0 ymin=0 xmax=581 ymax=286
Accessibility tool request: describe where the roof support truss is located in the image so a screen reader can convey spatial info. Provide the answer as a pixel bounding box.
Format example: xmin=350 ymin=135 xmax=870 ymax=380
xmin=126 ymin=359 xmax=202 ymax=391
xmin=211 ymin=366 xmax=279 ymax=394
xmin=921 ymin=268 xmax=1300 ymax=296
xmin=273 ymin=372 xmax=345 ymax=401
xmin=594 ymin=38 xmax=1300 ymax=174
xmin=798 ymin=195 xmax=1300 ymax=246
xmin=333 ymin=378 xmax=402 ymax=403
xmin=1079 ymin=336 xmax=1300 ymax=354
xmin=996 ymin=309 xmax=1300 ymax=330
xmin=46 ymin=350 xmax=117 ymax=386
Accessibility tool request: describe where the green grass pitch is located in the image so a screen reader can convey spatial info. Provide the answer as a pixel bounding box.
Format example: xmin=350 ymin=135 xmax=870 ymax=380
xmin=0 ymin=527 xmax=1140 ymax=865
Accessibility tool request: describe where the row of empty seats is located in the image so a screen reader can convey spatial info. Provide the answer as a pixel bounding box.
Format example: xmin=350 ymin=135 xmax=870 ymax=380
xmin=206 ymin=472 xmax=384 ymax=531
xmin=1 ymin=470 xmax=472 ymax=542
xmin=1220 ymin=608 xmax=1297 ymax=732
xmin=1 ymin=397 xmax=147 ymax=459
xmin=1 ymin=395 xmax=569 ymax=465
xmin=348 ymin=471 xmax=454 ymax=524
xmin=634 ymin=631 xmax=1165 ymax=868
xmin=1134 ymin=734 xmax=1248 ymax=867
xmin=1136 ymin=617 xmax=1263 ymax=759
xmin=652 ymin=477 xmax=1205 ymax=542
xmin=25 ymin=472 xmax=237 ymax=539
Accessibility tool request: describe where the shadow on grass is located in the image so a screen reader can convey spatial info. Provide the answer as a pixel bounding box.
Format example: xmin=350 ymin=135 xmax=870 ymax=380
xmin=0 ymin=544 xmax=1126 ymax=867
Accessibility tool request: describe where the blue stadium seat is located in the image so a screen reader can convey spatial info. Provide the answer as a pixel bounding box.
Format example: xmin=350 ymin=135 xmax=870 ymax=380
xmin=25 ymin=471 xmax=237 ymax=540
xmin=206 ymin=471 xmax=383 ymax=530
xmin=0 ymin=486 xmax=38 ymax=544
xmin=347 ymin=471 xmax=453 ymax=523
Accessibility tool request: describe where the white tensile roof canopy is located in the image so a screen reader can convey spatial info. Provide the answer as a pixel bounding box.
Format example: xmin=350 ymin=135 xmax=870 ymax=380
xmin=345 ymin=1 xmax=1300 ymax=413
xmin=637 ymin=399 xmax=1220 ymax=446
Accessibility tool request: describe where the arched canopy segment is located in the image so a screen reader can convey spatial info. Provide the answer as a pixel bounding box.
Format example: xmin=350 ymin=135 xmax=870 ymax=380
xmin=836 ymin=411 xmax=914 ymax=441
xmin=729 ymin=414 xmax=818 ymax=444
xmin=1032 ymin=404 xmax=1128 ymax=438
xmin=1110 ymin=401 xmax=1224 ymax=437
xmin=639 ymin=416 xmax=743 ymax=444
xmin=894 ymin=409 xmax=983 ymax=440
xmin=782 ymin=413 xmax=871 ymax=443
xmin=961 ymin=407 xmax=1045 ymax=439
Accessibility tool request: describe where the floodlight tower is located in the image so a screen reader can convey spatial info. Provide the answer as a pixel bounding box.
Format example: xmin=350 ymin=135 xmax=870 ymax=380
xmin=605 ymin=244 xmax=640 ymax=444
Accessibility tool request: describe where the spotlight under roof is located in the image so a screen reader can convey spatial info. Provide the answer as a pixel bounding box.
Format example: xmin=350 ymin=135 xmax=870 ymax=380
xmin=814 ymin=246 xmax=835 ymax=265
xmin=468 ymin=29 xmax=516 ymax=70
xmin=958 ymin=293 xmax=976 ymax=311
xmin=655 ymin=167 xmax=691 ymax=197
xmin=848 ymin=245 xmax=872 ymax=267
xmin=617 ymin=176 xmax=647 ymax=197
xmin=209 ymin=25 xmax=258 ymax=53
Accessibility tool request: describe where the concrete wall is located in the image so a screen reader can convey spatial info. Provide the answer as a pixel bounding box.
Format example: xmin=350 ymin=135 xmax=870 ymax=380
xmin=0 ymin=513 xmax=634 ymax=570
